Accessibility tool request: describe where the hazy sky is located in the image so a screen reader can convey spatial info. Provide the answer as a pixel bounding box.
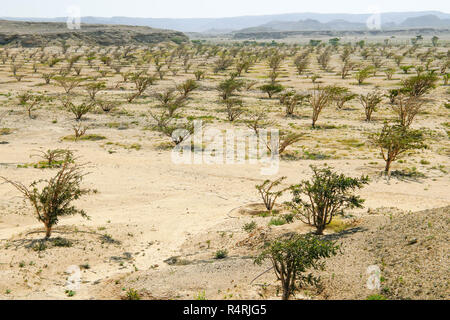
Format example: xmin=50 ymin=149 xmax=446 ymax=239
xmin=1 ymin=0 xmax=449 ymax=18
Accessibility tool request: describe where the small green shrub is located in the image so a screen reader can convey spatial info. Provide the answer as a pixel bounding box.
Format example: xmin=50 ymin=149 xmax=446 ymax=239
xmin=51 ymin=237 xmax=73 ymax=247
xmin=214 ymin=249 xmax=228 ymax=259
xmin=367 ymin=294 xmax=387 ymax=300
xmin=243 ymin=221 xmax=257 ymax=233
xmin=125 ymin=288 xmax=141 ymax=300
xmin=195 ymin=291 xmax=207 ymax=300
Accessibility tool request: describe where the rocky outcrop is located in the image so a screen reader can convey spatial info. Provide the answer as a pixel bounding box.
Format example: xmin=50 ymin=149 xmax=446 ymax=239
xmin=0 ymin=20 xmax=189 ymax=47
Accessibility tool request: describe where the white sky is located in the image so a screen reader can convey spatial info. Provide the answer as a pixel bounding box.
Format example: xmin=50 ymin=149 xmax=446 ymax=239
xmin=1 ymin=0 xmax=449 ymax=18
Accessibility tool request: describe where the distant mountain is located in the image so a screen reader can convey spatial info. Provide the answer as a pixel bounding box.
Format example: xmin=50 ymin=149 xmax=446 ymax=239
xmin=238 ymin=19 xmax=367 ymax=33
xmin=400 ymin=14 xmax=450 ymax=28
xmin=0 ymin=20 xmax=188 ymax=47
xmin=236 ymin=14 xmax=450 ymax=33
xmin=2 ymin=11 xmax=450 ymax=33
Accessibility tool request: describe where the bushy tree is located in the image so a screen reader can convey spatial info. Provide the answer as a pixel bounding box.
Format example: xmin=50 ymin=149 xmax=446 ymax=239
xmin=31 ymin=149 xmax=74 ymax=167
xmin=155 ymin=88 xmax=187 ymax=117
xmin=177 ymin=79 xmax=199 ymax=98
xmin=293 ymin=53 xmax=309 ymax=75
xmin=327 ymin=86 xmax=356 ymax=110
xmin=280 ymin=90 xmax=309 ymax=116
xmin=127 ymin=73 xmax=157 ymax=103
xmin=245 ymin=109 xmax=276 ymax=135
xmin=354 ymin=66 xmax=373 ymax=85
xmin=1 ymin=161 xmax=93 ymax=239
xmin=18 ymin=92 xmax=45 ymax=118
xmin=360 ymin=91 xmax=383 ymax=122
xmin=150 ymin=111 xmax=194 ymax=145
xmin=287 ymin=166 xmax=369 ymax=235
xmin=84 ymin=82 xmax=106 ymax=101
xmin=254 ymin=234 xmax=339 ymax=300
xmin=222 ymin=98 xmax=244 ymax=122
xmin=218 ymin=77 xmax=245 ymax=100
xmin=260 ymin=83 xmax=284 ymax=99
xmin=67 ymin=101 xmax=94 ymax=121
xmin=390 ymin=94 xmax=424 ymax=127
xmin=54 ymin=76 xmax=84 ymax=94
xmin=265 ymin=131 xmax=303 ymax=155
xmin=370 ymin=123 xmax=426 ymax=175
xmin=309 ymin=86 xmax=332 ymax=128
xmin=401 ymin=73 xmax=438 ymax=98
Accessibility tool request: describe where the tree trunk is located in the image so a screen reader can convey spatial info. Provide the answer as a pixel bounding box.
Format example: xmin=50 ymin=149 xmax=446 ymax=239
xmin=282 ymin=284 xmax=290 ymax=300
xmin=45 ymin=224 xmax=52 ymax=239
xmin=385 ymin=159 xmax=392 ymax=174
xmin=315 ymin=220 xmax=325 ymax=235
xmin=315 ymin=226 xmax=324 ymax=235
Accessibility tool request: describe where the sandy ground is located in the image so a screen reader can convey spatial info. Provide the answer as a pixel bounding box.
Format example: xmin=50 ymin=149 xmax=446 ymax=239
xmin=0 ymin=42 xmax=449 ymax=299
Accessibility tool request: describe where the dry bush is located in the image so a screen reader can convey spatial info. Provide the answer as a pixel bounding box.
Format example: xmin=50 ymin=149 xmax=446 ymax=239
xmin=95 ymin=99 xmax=120 ymax=113
xmin=1 ymin=161 xmax=93 ymax=239
xmin=73 ymin=123 xmax=88 ymax=140
xmin=222 ymin=98 xmax=244 ymax=122
xmin=54 ymin=76 xmax=84 ymax=94
xmin=390 ymin=94 xmax=425 ymax=127
xmin=150 ymin=111 xmax=194 ymax=145
xmin=255 ymin=177 xmax=288 ymax=212
xmin=177 ymin=79 xmax=199 ymax=98
xmin=31 ymin=149 xmax=74 ymax=167
xmin=279 ymin=90 xmax=309 ymax=117
xmin=127 ymin=73 xmax=157 ymax=103
xmin=359 ymin=91 xmax=383 ymax=122
xmin=18 ymin=92 xmax=45 ymax=119
xmin=245 ymin=109 xmax=276 ymax=135
xmin=84 ymin=82 xmax=106 ymax=100
xmin=369 ymin=123 xmax=427 ymax=175
xmin=67 ymin=102 xmax=94 ymax=121
xmin=309 ymin=86 xmax=333 ymax=128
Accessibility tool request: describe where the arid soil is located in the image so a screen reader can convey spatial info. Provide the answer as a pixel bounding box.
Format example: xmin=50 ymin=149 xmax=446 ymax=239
xmin=0 ymin=39 xmax=449 ymax=300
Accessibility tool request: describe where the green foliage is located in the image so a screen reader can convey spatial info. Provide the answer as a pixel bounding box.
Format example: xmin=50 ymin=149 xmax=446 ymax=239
xmin=194 ymin=291 xmax=207 ymax=300
xmin=243 ymin=221 xmax=257 ymax=233
xmin=401 ymin=73 xmax=439 ymax=97
xmin=222 ymin=98 xmax=244 ymax=121
xmin=260 ymin=83 xmax=284 ymax=99
xmin=30 ymin=149 xmax=74 ymax=168
xmin=256 ymin=177 xmax=288 ymax=212
xmin=177 ymin=79 xmax=199 ymax=99
xmin=84 ymin=82 xmax=106 ymax=100
xmin=367 ymin=294 xmax=387 ymax=300
xmin=370 ymin=123 xmax=427 ymax=174
xmin=214 ymin=249 xmax=228 ymax=259
xmin=65 ymin=290 xmax=76 ymax=297
xmin=1 ymin=161 xmax=93 ymax=238
xmin=18 ymin=92 xmax=45 ymax=118
xmin=309 ymin=40 xmax=322 ymax=47
xmin=327 ymin=86 xmax=356 ymax=109
xmin=125 ymin=288 xmax=141 ymax=300
xmin=280 ymin=90 xmax=309 ymax=116
xmin=354 ymin=66 xmax=374 ymax=85
xmin=287 ymin=166 xmax=369 ymax=235
xmin=254 ymin=234 xmax=339 ymax=300
xmin=400 ymin=65 xmax=414 ymax=74
xmin=218 ymin=77 xmax=245 ymax=100
xmin=51 ymin=237 xmax=73 ymax=247
xmin=66 ymin=101 xmax=94 ymax=121
xmin=54 ymin=76 xmax=84 ymax=94
xmin=150 ymin=111 xmax=194 ymax=145
xmin=359 ymin=91 xmax=383 ymax=122
xmin=127 ymin=73 xmax=157 ymax=102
